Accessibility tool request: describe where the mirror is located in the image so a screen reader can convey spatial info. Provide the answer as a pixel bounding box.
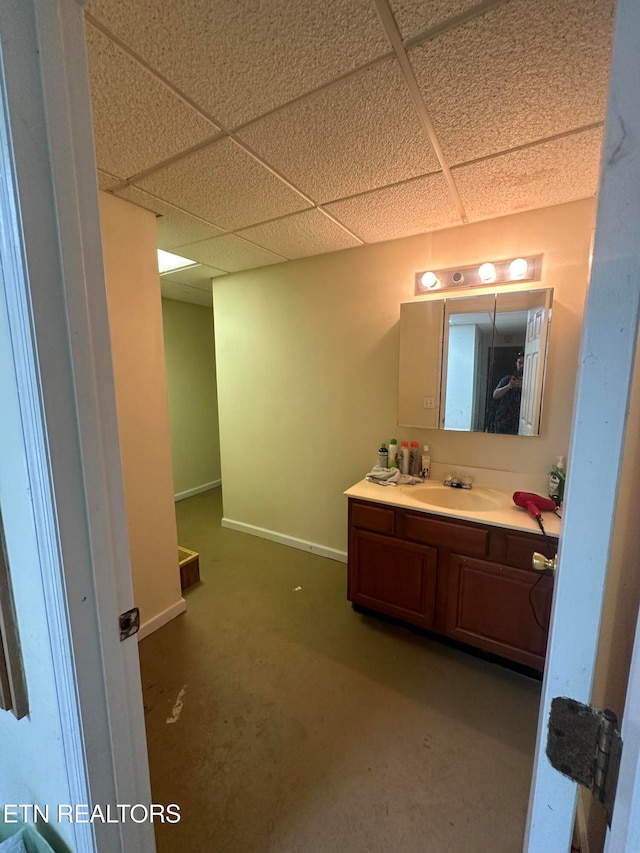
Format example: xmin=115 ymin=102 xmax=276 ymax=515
xmin=398 ymin=288 xmax=553 ymax=436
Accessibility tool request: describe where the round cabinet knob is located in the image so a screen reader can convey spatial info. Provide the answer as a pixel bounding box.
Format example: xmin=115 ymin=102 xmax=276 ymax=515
xmin=532 ymin=552 xmax=557 ymax=573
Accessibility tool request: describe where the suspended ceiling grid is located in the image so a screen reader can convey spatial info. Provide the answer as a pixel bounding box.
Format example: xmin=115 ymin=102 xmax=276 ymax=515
xmin=86 ymin=0 xmax=615 ymax=306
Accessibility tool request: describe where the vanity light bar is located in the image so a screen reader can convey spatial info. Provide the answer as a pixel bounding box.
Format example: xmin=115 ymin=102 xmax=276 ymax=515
xmin=415 ymin=254 xmax=543 ymax=295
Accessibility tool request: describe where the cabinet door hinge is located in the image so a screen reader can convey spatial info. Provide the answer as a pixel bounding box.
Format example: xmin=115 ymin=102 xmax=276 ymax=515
xmin=119 ymin=607 xmax=140 ymax=641
xmin=547 ymin=696 xmax=622 ymax=826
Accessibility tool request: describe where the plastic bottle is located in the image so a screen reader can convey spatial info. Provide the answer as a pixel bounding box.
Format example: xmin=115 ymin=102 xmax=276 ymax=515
xmin=388 ymin=438 xmax=399 ymax=469
xmin=548 ymin=455 xmax=566 ymax=506
xmin=421 ymin=445 xmax=431 ymax=480
xmin=378 ymin=443 xmax=388 ymax=468
xmin=409 ymin=441 xmax=420 ymax=476
xmin=399 ymin=440 xmax=410 ymax=474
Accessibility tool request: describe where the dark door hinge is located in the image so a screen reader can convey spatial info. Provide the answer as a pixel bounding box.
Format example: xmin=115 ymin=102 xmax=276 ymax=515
xmin=547 ymin=696 xmax=622 ymax=826
xmin=119 ymin=607 xmax=140 ymax=641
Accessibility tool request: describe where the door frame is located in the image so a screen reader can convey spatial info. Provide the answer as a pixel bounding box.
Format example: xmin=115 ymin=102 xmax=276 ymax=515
xmin=0 ymin=1 xmax=153 ymax=850
xmin=524 ymin=0 xmax=640 ymax=848
xmin=4 ymin=0 xmax=640 ymax=851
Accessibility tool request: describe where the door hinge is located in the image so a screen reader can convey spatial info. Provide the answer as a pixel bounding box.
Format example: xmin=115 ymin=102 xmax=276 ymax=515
xmin=119 ymin=607 xmax=140 ymax=641
xmin=547 ymin=696 xmax=622 ymax=826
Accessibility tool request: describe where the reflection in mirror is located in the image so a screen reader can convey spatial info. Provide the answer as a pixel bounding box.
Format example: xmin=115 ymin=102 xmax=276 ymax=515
xmin=397 ymin=288 xmax=553 ymax=435
xmin=441 ymin=294 xmax=496 ymax=431
xmin=489 ymin=289 xmax=553 ymax=435
xmin=440 ymin=289 xmax=553 ymax=435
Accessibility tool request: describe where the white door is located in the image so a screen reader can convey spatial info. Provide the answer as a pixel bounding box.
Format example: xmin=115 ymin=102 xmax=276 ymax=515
xmin=525 ymin=0 xmax=640 ymax=848
xmin=519 ymin=303 xmax=547 ymax=436
xmin=0 ymin=1 xmax=154 ymax=851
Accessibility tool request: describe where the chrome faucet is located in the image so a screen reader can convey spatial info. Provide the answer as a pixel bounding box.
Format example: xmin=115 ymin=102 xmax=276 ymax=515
xmin=443 ymin=473 xmax=473 ymax=489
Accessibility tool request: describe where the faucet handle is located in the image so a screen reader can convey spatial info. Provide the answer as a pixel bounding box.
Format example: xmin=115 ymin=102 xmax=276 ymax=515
xmin=461 ymin=474 xmax=473 ymax=489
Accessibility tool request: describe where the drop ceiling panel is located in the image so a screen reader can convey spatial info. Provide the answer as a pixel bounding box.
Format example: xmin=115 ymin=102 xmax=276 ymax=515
xmin=388 ymin=0 xmax=486 ymax=40
xmin=114 ymin=186 xmax=225 ymax=247
xmin=408 ymin=0 xmax=615 ymax=165
xmin=86 ymin=23 xmax=219 ymax=178
xmin=174 ymin=234 xmax=285 ymax=273
xmin=160 ymin=279 xmax=213 ymax=307
xmin=324 ymin=173 xmax=460 ymax=243
xmin=452 ymin=128 xmax=603 ymax=221
xmin=85 ymin=0 xmax=390 ymax=128
xmin=161 ymin=264 xmax=226 ymax=285
xmin=237 ymin=209 xmax=362 ymax=259
xmin=238 ymin=59 xmax=440 ymax=203
xmin=135 ymin=138 xmax=311 ymax=230
xmin=98 ymin=169 xmax=121 ymax=191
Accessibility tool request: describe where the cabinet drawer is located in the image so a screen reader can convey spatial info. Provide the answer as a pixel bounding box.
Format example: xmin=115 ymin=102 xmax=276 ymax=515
xmin=350 ymin=500 xmax=395 ymax=535
xmin=402 ymin=512 xmax=488 ymax=556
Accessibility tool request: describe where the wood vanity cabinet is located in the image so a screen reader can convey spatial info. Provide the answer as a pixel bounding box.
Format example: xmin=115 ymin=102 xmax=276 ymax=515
xmin=347 ymin=498 xmax=555 ymax=671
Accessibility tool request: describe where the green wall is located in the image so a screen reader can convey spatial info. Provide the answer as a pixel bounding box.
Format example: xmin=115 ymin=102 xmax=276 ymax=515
xmin=161 ymin=298 xmax=221 ymax=497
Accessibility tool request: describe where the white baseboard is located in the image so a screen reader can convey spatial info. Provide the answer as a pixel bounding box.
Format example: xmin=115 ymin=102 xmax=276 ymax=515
xmin=221 ymin=517 xmax=347 ymax=563
xmin=174 ymin=479 xmax=221 ymax=501
xmin=138 ymin=598 xmax=187 ymax=641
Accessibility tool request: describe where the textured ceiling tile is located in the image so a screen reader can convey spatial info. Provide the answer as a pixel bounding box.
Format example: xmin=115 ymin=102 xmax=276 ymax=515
xmin=161 ymin=264 xmax=227 ymax=285
xmin=156 ymin=213 xmax=225 ymax=250
xmin=115 ymin=185 xmax=225 ymax=247
xmin=173 ymin=234 xmax=285 ymax=273
xmin=388 ymin=0 xmax=486 ymax=39
xmin=135 ymin=138 xmax=311 ymax=230
xmin=85 ymin=0 xmax=389 ymax=127
xmin=97 ymin=169 xmax=122 ymax=190
xmin=408 ymin=0 xmax=615 ymax=165
xmin=85 ymin=24 xmax=219 ymax=178
xmin=238 ymin=59 xmax=439 ymax=203
xmin=324 ymin=173 xmax=461 ymax=242
xmin=236 ymin=209 xmax=361 ymax=259
xmin=160 ymin=279 xmax=213 ymax=307
xmin=452 ymin=128 xmax=603 ymax=221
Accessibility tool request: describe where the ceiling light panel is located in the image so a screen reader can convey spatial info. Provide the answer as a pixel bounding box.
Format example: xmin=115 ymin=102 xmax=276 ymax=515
xmin=237 ymin=59 xmax=439 ymax=203
xmin=407 ymin=0 xmax=615 ymax=165
xmin=85 ymin=0 xmax=390 ymax=128
xmin=85 ymin=23 xmax=219 ymax=178
xmin=157 ymin=249 xmax=198 ymax=274
xmin=452 ymin=127 xmax=603 ymax=222
xmin=135 ymin=137 xmax=311 ymax=231
xmin=160 ymin=264 xmax=226 ymax=285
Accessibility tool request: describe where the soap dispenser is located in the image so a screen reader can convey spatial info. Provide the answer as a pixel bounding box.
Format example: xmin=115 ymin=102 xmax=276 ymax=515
xmin=548 ymin=456 xmax=566 ymax=506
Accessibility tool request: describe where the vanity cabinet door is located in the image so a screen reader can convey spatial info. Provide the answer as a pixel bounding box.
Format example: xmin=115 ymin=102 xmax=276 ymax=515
xmin=446 ymin=554 xmax=552 ymax=670
xmin=348 ymin=529 xmax=437 ymax=628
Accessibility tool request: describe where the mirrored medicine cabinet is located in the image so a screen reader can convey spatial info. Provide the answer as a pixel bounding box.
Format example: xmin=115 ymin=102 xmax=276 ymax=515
xmin=398 ymin=288 xmax=553 ymax=436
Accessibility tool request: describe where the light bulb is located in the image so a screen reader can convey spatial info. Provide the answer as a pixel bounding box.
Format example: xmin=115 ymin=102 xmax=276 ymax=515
xmin=420 ymin=271 xmax=439 ymax=289
xmin=478 ymin=262 xmax=496 ymax=283
xmin=509 ymin=257 xmax=528 ymax=280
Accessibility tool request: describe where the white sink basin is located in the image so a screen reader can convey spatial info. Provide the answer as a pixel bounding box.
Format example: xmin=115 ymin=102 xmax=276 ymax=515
xmin=410 ymin=484 xmax=506 ymax=512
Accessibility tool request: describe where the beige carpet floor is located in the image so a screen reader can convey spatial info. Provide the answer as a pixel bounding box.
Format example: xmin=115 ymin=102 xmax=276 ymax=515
xmin=139 ymin=488 xmax=542 ymax=853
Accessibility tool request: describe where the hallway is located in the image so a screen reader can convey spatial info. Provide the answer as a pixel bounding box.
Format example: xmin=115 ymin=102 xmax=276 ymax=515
xmin=139 ymin=489 xmax=541 ymax=852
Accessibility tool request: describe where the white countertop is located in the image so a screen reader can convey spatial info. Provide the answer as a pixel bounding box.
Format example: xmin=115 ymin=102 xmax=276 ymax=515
xmin=344 ymin=478 xmax=562 ymax=538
